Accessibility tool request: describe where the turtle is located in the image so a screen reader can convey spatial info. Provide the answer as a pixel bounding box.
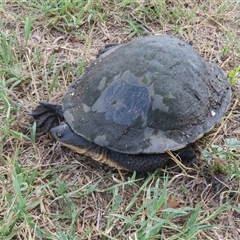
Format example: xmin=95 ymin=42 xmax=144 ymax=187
xmin=29 ymin=35 xmax=232 ymax=172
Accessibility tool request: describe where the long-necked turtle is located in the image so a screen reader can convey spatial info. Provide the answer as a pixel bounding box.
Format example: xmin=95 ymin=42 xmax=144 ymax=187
xmin=29 ymin=35 xmax=231 ymax=172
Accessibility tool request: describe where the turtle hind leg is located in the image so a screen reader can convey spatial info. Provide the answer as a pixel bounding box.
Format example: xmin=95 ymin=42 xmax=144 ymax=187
xmin=166 ymin=145 xmax=197 ymax=169
xmin=28 ymin=101 xmax=64 ymax=135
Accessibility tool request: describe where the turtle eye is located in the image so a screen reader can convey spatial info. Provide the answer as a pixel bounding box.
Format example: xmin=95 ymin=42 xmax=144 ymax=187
xmin=57 ymin=131 xmax=63 ymax=138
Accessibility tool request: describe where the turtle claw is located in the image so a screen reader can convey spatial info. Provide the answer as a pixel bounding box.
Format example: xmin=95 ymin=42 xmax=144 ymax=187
xmin=97 ymin=43 xmax=121 ymax=58
xmin=28 ymin=101 xmax=64 ymax=135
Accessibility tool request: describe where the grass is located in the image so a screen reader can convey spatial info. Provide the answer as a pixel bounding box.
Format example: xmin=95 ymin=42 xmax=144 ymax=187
xmin=0 ymin=0 xmax=240 ymax=239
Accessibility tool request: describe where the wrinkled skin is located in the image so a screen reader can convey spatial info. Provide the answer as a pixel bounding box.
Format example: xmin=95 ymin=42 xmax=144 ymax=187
xmin=50 ymin=122 xmax=196 ymax=172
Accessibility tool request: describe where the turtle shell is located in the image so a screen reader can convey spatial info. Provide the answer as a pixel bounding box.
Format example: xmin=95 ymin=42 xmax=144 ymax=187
xmin=62 ymin=35 xmax=231 ymax=154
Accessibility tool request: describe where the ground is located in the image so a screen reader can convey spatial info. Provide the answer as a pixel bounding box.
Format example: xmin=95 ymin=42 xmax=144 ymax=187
xmin=0 ymin=0 xmax=240 ymax=239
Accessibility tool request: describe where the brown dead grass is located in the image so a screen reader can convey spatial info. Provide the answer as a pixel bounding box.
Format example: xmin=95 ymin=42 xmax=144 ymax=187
xmin=1 ymin=0 xmax=240 ymax=239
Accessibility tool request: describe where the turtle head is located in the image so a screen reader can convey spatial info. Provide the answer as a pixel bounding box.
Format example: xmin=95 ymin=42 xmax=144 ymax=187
xmin=51 ymin=123 xmax=91 ymax=153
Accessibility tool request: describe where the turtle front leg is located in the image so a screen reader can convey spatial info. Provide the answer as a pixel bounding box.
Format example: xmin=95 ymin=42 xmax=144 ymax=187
xmin=28 ymin=101 xmax=64 ymax=135
xmin=97 ymin=43 xmax=121 ymax=58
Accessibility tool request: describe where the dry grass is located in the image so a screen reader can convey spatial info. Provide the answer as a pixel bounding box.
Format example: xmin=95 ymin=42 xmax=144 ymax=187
xmin=1 ymin=0 xmax=240 ymax=239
